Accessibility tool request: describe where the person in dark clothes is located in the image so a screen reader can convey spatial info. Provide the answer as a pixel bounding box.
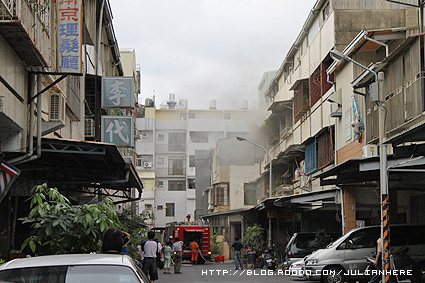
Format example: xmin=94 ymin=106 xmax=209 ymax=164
xmin=231 ymin=237 xmax=244 ymax=270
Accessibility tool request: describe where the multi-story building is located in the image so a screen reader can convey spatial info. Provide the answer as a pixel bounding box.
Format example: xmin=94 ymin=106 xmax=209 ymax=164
xmin=135 ymin=97 xmax=258 ymax=229
xmin=0 ymin=0 xmax=142 ymax=259
xmin=254 ymin=0 xmax=420 ymax=248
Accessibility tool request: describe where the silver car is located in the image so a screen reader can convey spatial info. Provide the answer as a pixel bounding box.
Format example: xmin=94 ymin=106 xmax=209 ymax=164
xmin=303 ymin=225 xmax=425 ymax=283
xmin=0 ymin=253 xmax=150 ymax=283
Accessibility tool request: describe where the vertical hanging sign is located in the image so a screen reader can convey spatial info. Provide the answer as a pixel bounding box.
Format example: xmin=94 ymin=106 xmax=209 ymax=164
xmin=102 ymin=77 xmax=134 ymax=108
xmin=57 ymin=0 xmax=82 ymax=74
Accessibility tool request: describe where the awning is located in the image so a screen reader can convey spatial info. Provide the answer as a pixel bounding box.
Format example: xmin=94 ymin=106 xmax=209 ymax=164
xmin=4 ymin=137 xmax=143 ymax=203
xmin=267 ymin=99 xmax=293 ymax=112
xmin=385 ymin=120 xmax=425 ymax=146
xmin=317 ymin=155 xmax=425 ymax=191
xmin=327 ymin=27 xmax=411 ymax=75
xmin=273 ymin=188 xmax=339 ymax=208
xmin=289 ymin=78 xmax=308 ymax=91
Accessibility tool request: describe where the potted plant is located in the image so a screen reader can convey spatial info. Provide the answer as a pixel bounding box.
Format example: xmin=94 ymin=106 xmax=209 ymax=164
xmin=241 ymin=224 xmax=265 ymax=268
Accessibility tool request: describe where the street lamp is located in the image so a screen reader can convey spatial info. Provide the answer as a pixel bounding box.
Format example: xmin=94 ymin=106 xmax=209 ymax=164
xmin=330 ymin=50 xmax=388 ymax=283
xmin=236 ymin=136 xmax=273 ymax=248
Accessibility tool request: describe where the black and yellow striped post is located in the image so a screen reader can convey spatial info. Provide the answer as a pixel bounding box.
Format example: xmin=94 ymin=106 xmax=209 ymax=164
xmin=382 ymin=194 xmax=390 ymax=283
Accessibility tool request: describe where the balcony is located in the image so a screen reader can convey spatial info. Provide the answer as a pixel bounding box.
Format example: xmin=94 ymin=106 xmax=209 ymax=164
xmin=0 ymin=0 xmax=49 ymax=67
xmin=280 ymin=127 xmax=293 ymax=139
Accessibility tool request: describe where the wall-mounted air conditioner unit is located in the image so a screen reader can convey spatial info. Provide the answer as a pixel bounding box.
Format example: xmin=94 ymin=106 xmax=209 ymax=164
xmin=85 ymin=118 xmax=95 ymax=137
xmin=49 ymin=93 xmax=65 ymax=123
xmin=143 ymin=161 xmax=152 ymax=168
xmin=142 ymin=131 xmax=149 ymax=138
xmin=362 ymin=144 xmax=378 ymax=157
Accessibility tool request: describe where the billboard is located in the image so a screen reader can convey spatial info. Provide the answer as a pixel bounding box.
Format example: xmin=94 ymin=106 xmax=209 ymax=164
xmin=102 ymin=77 xmax=134 ymax=108
xmin=57 ymin=0 xmax=83 ymax=73
xmin=101 ymin=116 xmax=134 ymax=147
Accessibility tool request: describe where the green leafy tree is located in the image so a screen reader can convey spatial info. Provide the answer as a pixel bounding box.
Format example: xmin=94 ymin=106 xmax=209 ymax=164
xmin=241 ymin=223 xmax=265 ymax=253
xmin=19 ymin=183 xmax=121 ymax=254
xmin=315 ymin=229 xmax=333 ymax=249
xmin=118 ymin=209 xmax=154 ymax=260
xmin=210 ymin=233 xmax=220 ymax=255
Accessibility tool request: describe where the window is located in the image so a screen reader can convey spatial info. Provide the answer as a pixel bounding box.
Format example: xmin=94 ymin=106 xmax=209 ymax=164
xmin=180 ymin=113 xmax=187 ymax=120
xmin=304 ymin=138 xmax=317 ymax=175
xmin=168 ymin=133 xmax=186 ymax=152
xmin=157 ymin=205 xmax=163 ymax=210
xmin=136 ymin=156 xmax=142 ymax=167
xmin=322 ymin=3 xmax=330 ymax=22
xmin=188 ymin=113 xmax=195 ymax=119
xmin=188 ymin=178 xmax=195 ymax=189
xmin=294 ymin=79 xmax=310 ymax=120
xmin=168 ymin=180 xmax=186 ymax=191
xmin=145 ymin=204 xmax=152 ymax=210
xmin=345 ymin=110 xmax=352 ymax=141
xmin=158 ymin=180 xmax=164 ymax=187
xmin=158 ymin=133 xmax=165 ymax=139
xmin=189 ymin=132 xmax=208 ymax=143
xmin=244 ymin=183 xmax=256 ymax=205
xmin=317 ymin=129 xmax=333 ymax=169
xmin=223 ymin=113 xmax=231 ymax=120
xmin=168 ymin=156 xmax=185 ymax=175
xmin=213 ymin=184 xmax=229 ymax=206
xmin=158 ymin=157 xmax=164 ymax=164
xmin=189 ymin=155 xmax=195 ymax=167
xmin=166 ymin=203 xmax=175 ymax=217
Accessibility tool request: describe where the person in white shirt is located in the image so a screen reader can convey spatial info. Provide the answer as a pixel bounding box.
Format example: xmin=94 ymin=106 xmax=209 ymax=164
xmin=172 ymin=237 xmax=183 ymax=274
xmin=142 ymin=231 xmax=161 ymax=282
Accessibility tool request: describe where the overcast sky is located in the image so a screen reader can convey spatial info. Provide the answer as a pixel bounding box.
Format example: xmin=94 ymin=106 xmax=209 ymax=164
xmin=109 ymin=0 xmax=317 ymax=110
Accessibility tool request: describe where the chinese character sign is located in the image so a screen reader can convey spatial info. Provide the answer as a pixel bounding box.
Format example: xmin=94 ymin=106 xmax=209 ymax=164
xmin=102 ymin=77 xmax=134 ymax=108
xmin=101 ymin=116 xmax=133 ymax=147
xmin=57 ymin=0 xmax=82 ymax=73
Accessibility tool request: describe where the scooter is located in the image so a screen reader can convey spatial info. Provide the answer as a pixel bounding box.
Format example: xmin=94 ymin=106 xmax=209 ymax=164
xmin=263 ymin=247 xmax=276 ymax=271
xmin=365 ymin=246 xmax=424 ymax=283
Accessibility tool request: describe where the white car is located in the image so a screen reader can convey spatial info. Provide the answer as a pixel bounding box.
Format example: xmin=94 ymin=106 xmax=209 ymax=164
xmin=288 ymin=259 xmax=305 ymax=278
xmin=0 ymin=253 xmax=150 ymax=283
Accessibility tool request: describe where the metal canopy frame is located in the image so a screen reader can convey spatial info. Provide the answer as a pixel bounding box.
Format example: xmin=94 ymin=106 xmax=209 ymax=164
xmin=5 ymin=138 xmax=143 ymax=204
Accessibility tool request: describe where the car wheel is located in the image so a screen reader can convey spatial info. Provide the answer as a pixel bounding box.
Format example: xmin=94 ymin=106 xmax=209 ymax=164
xmin=321 ymin=266 xmax=345 ymax=283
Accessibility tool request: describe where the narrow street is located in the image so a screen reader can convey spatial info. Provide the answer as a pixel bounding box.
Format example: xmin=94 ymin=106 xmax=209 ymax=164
xmin=157 ymin=261 xmax=305 ymax=283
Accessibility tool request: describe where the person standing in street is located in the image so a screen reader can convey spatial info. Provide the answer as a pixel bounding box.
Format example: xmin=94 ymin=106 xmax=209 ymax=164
xmin=370 ymin=237 xmax=382 ymax=283
xmin=163 ymin=241 xmax=173 ymax=274
xmin=189 ymin=240 xmax=199 ymax=264
xmin=231 ymin=237 xmax=244 ymax=270
xmin=142 ymin=231 xmax=160 ymax=283
xmin=172 ymin=237 xmax=183 ymax=274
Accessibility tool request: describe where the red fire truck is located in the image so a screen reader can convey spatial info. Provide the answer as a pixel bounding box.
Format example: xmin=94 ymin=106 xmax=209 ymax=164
xmin=165 ymin=221 xmax=212 ymax=263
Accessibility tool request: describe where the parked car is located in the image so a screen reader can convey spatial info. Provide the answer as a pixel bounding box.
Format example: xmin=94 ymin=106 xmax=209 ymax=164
xmin=284 ymin=231 xmax=340 ymax=268
xmin=288 ymin=259 xmax=305 ymax=278
xmin=303 ymin=224 xmax=425 ymax=283
xmin=0 ymin=253 xmax=150 ymax=283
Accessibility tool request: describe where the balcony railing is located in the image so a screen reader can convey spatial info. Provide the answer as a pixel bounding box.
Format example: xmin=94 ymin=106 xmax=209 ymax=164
xmin=0 ymin=0 xmax=50 ymax=67
xmin=0 ymin=0 xmax=16 ymax=18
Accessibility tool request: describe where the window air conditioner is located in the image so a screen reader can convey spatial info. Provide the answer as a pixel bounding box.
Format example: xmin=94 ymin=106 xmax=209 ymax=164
xmin=49 ymin=93 xmax=65 ymax=123
xmin=362 ymin=144 xmax=378 ymax=157
xmin=85 ymin=118 xmax=95 ymax=137
xmin=143 ymin=161 xmax=152 ymax=168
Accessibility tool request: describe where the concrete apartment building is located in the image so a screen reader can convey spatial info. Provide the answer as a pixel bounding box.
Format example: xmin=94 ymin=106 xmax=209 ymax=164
xmin=135 ymin=97 xmax=259 ymax=229
xmin=258 ymin=0 xmax=422 ymax=244
xmin=0 ymin=0 xmax=142 ymax=259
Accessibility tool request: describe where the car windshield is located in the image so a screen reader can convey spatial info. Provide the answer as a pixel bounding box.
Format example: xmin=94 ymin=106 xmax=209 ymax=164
xmin=327 ymin=233 xmax=350 ymax=249
xmin=0 ymin=265 xmax=141 ymax=283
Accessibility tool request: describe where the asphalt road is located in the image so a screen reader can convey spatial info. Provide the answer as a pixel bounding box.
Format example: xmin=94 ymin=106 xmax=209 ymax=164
xmin=155 ymin=261 xmax=309 ymax=283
